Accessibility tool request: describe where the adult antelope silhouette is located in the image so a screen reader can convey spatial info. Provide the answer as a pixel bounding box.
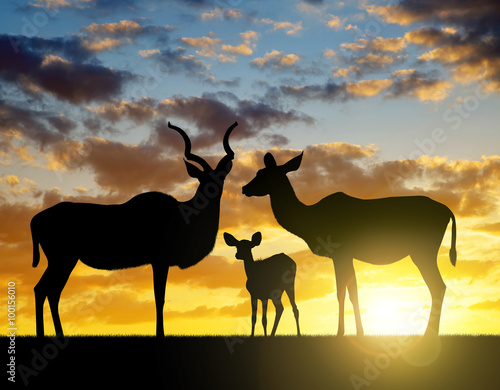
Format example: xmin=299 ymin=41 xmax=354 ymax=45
xmin=31 ymin=121 xmax=238 ymax=338
xmin=242 ymin=152 xmax=457 ymax=336
xmin=224 ymin=232 xmax=300 ymax=336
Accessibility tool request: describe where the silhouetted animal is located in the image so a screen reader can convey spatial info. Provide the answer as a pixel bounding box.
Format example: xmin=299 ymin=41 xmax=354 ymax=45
xmin=31 ymin=121 xmax=238 ymax=338
xmin=224 ymin=232 xmax=300 ymax=336
xmin=242 ymin=152 xmax=456 ymax=336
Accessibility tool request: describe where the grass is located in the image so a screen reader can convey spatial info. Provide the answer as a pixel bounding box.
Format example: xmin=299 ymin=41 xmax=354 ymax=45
xmin=3 ymin=335 xmax=500 ymax=389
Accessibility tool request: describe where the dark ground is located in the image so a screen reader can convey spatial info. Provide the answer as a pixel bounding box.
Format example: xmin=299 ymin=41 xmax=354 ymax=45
xmin=3 ymin=335 xmax=499 ymax=389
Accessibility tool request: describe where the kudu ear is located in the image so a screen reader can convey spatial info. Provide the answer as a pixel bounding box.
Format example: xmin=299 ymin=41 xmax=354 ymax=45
xmin=251 ymin=232 xmax=262 ymax=247
xmin=224 ymin=232 xmax=239 ymax=247
xmin=282 ymin=152 xmax=303 ymax=173
xmin=184 ymin=160 xmax=204 ymax=179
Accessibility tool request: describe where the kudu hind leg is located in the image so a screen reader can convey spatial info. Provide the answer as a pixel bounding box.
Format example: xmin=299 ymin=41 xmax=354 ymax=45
xmin=35 ymin=260 xmax=76 ymax=337
xmin=34 ymin=271 xmax=49 ymax=337
xmin=413 ymin=255 xmax=446 ymax=335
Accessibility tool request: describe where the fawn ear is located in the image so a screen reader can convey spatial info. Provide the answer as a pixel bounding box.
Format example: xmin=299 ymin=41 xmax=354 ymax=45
xmin=224 ymin=232 xmax=239 ymax=247
xmin=251 ymin=232 xmax=262 ymax=247
xmin=282 ymin=152 xmax=303 ymax=173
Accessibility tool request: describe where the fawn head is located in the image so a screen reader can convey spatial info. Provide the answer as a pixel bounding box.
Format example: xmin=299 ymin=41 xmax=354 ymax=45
xmin=224 ymin=232 xmax=262 ymax=260
xmin=242 ymin=152 xmax=303 ymax=197
xmin=168 ymin=121 xmax=237 ymax=190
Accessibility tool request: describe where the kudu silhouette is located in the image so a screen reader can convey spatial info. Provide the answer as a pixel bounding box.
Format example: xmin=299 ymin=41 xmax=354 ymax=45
xmin=224 ymin=232 xmax=300 ymax=336
xmin=31 ymin=121 xmax=238 ymax=338
xmin=242 ymin=152 xmax=457 ymax=336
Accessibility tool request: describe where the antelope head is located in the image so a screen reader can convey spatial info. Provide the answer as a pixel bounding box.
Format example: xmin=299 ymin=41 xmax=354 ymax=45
xmin=168 ymin=121 xmax=238 ymax=191
xmin=242 ymin=152 xmax=303 ymax=197
xmin=224 ymin=232 xmax=262 ymax=261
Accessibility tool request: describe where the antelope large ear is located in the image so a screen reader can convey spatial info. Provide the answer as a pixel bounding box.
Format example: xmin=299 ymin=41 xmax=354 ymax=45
xmin=224 ymin=232 xmax=239 ymax=247
xmin=251 ymin=232 xmax=262 ymax=247
xmin=184 ymin=160 xmax=203 ymax=179
xmin=264 ymin=153 xmax=277 ymax=168
xmin=282 ymin=152 xmax=303 ymax=173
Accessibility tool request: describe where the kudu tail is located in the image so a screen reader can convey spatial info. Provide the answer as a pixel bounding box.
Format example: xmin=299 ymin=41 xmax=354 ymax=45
xmin=449 ymin=211 xmax=457 ymax=266
xmin=31 ymin=217 xmax=40 ymax=268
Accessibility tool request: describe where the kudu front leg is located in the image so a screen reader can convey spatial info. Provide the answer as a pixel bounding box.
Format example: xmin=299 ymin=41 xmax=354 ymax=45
xmin=334 ymin=261 xmax=348 ymax=336
xmin=153 ymin=265 xmax=169 ymax=338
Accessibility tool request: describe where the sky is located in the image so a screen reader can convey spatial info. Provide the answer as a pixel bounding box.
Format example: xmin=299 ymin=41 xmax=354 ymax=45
xmin=1 ymin=0 xmax=500 ymax=336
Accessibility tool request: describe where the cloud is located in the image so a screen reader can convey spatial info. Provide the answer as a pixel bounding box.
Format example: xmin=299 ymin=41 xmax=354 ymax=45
xmin=366 ymin=0 xmax=500 ymax=34
xmin=342 ymin=37 xmax=407 ymax=53
xmin=0 ymin=34 xmax=134 ymax=104
xmin=276 ymin=69 xmax=451 ymax=103
xmin=250 ymin=50 xmax=301 ymax=70
xmin=326 ymin=14 xmax=346 ymax=30
xmin=155 ymin=95 xmax=313 ymax=150
xmin=181 ymin=31 xmax=258 ymax=63
xmin=221 ymin=30 xmax=259 ymax=57
xmin=279 ymin=78 xmax=393 ymax=103
xmin=200 ymin=8 xmax=243 ymax=21
xmin=0 ymin=99 xmax=79 ymax=156
xmin=144 ymin=47 xmax=210 ymax=78
xmin=367 ymin=1 xmax=500 ymax=93
xmin=87 ymin=97 xmax=157 ymax=124
xmin=85 ymin=94 xmax=311 ymax=161
xmin=260 ymin=18 xmax=303 ymax=35
xmin=472 ymin=222 xmax=500 ymax=235
xmin=468 ymin=299 xmax=500 ymax=311
xmin=388 ymin=70 xmax=454 ymax=102
xmin=82 ymin=37 xmax=128 ymax=52
xmin=82 ymin=19 xmax=175 ymax=38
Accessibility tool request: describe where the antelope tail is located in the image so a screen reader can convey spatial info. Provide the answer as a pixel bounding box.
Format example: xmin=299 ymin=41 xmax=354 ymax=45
xmin=449 ymin=212 xmax=457 ymax=266
xmin=31 ymin=218 xmax=40 ymax=268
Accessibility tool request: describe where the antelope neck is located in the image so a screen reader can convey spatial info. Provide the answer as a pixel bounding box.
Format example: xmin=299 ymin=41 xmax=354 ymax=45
xmin=269 ymin=178 xmax=309 ymax=236
xmin=242 ymin=253 xmax=256 ymax=276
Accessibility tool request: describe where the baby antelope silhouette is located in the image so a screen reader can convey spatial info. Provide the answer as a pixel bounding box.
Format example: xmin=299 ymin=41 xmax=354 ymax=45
xmin=224 ymin=232 xmax=300 ymax=336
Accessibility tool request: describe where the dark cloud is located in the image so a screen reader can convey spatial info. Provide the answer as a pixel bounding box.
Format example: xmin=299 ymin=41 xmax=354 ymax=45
xmin=370 ymin=1 xmax=500 ymax=92
xmin=387 ymin=69 xmax=453 ymax=102
xmin=88 ymin=94 xmax=312 ymax=150
xmin=0 ymin=34 xmax=134 ymax=104
xmin=371 ymin=0 xmax=500 ymax=36
xmin=0 ymin=100 xmax=67 ymax=150
xmin=278 ymin=78 xmax=394 ymax=103
xmin=156 ymin=95 xmax=313 ymax=150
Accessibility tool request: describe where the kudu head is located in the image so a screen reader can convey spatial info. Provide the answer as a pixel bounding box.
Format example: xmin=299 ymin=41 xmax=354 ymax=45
xmin=224 ymin=232 xmax=262 ymax=261
xmin=242 ymin=152 xmax=303 ymax=197
xmin=168 ymin=121 xmax=237 ymax=191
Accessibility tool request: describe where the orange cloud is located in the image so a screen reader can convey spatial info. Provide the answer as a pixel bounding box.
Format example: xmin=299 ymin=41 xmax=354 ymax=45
xmin=250 ymin=50 xmax=301 ymax=69
xmin=342 ymin=37 xmax=407 ymax=53
xmin=345 ymin=78 xmax=393 ymax=97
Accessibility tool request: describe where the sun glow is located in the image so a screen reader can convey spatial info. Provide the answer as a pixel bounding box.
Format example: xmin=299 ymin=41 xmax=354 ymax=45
xmin=365 ymin=295 xmax=417 ymax=335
